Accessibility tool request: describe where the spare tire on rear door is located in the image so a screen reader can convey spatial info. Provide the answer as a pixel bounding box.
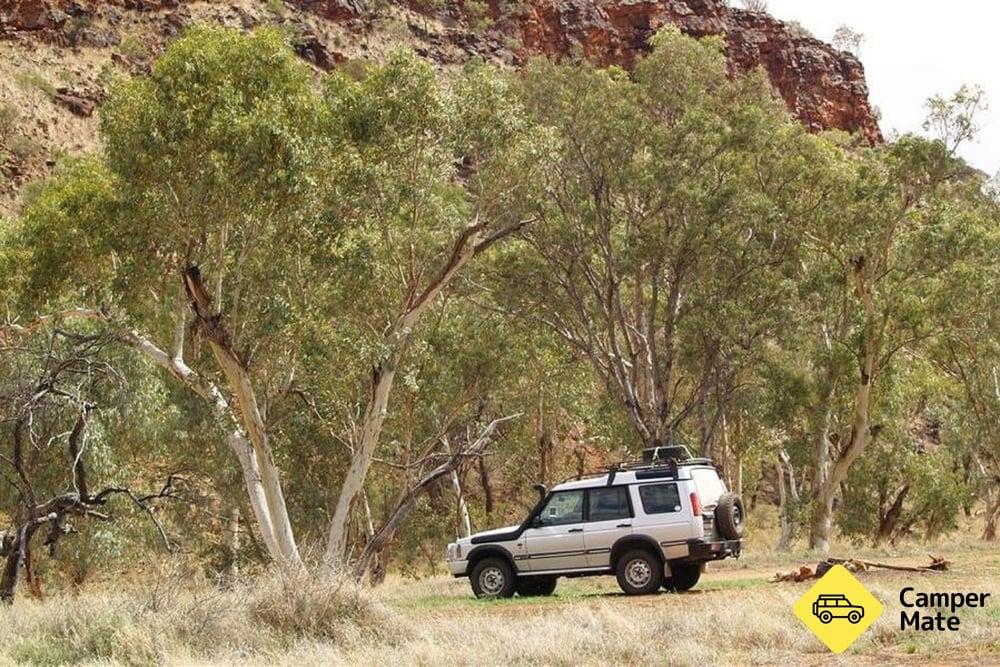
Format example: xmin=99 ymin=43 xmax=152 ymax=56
xmin=714 ymin=492 xmax=745 ymax=540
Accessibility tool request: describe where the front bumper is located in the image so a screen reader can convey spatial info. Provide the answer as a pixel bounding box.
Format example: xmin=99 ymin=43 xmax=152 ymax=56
xmin=686 ymin=538 xmax=741 ymax=562
xmin=447 ymin=558 xmax=469 ymax=577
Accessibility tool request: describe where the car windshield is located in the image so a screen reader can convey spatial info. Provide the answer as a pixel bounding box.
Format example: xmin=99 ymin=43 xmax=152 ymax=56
xmin=691 ymin=468 xmax=726 ymax=506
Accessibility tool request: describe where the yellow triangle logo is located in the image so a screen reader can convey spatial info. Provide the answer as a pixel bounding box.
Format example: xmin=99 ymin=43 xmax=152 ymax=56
xmin=793 ymin=564 xmax=884 ymax=654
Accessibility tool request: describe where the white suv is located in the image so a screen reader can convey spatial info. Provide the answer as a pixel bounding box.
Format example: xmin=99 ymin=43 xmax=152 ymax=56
xmin=446 ymin=447 xmax=744 ymax=598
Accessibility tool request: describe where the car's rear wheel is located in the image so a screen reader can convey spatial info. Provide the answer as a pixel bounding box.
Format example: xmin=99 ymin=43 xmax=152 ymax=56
xmin=714 ymin=492 xmax=745 ymax=540
xmin=515 ymin=576 xmax=557 ymax=597
xmin=665 ymin=563 xmax=701 ymax=592
xmin=615 ymin=549 xmax=663 ymax=595
xmin=819 ymin=610 xmax=833 ymax=624
xmin=470 ymin=557 xmax=516 ymax=599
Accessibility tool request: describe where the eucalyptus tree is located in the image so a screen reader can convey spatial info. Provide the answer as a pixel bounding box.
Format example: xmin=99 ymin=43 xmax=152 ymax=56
xmin=9 ymin=27 xmax=549 ymax=572
xmin=499 ymin=29 xmax=803 ymax=455
xmin=927 ymin=176 xmax=1000 ymax=540
xmin=785 ymin=127 xmax=994 ymax=551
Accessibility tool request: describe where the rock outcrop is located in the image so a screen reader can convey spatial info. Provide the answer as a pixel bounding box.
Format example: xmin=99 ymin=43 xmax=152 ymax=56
xmin=0 ymin=0 xmax=882 ymax=146
xmin=483 ymin=0 xmax=881 ymax=143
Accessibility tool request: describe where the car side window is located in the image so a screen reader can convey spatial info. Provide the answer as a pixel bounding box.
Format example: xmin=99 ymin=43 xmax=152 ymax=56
xmin=638 ymin=483 xmax=681 ymax=514
xmin=538 ymin=490 xmax=584 ymax=526
xmin=587 ymin=487 xmax=631 ymax=522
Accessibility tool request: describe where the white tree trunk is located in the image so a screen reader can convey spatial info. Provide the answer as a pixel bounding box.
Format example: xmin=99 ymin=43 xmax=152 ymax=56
xmin=810 ymin=277 xmax=876 ymax=553
xmin=227 ymin=432 xmax=281 ymax=561
xmin=184 ymin=267 xmax=301 ymax=567
xmin=451 ymin=470 xmax=472 ymax=538
xmin=325 ymin=354 xmax=399 ymax=567
xmin=323 ymin=217 xmax=533 ymax=570
xmin=210 ymin=349 xmax=301 ymax=566
xmin=224 ymin=507 xmax=240 ymax=580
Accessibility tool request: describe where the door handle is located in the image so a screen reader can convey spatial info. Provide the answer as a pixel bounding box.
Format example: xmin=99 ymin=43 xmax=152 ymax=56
xmin=568 ymin=528 xmax=583 ymax=533
xmin=617 ymin=523 xmax=632 ymax=528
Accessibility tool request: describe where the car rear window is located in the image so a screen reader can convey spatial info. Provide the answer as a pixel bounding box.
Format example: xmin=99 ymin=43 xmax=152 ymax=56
xmin=637 ymin=483 xmax=681 ymax=514
xmin=691 ymin=468 xmax=726 ymax=506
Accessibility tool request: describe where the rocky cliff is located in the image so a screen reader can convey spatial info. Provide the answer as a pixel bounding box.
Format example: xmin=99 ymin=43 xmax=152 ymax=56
xmin=0 ymin=0 xmax=882 ymax=214
xmin=499 ymin=1 xmax=881 ymax=143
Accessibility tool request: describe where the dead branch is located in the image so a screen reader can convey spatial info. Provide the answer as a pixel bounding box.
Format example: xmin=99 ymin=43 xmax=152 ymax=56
xmin=352 ymin=414 xmax=520 ymax=580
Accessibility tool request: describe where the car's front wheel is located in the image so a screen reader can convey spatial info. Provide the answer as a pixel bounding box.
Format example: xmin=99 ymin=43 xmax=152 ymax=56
xmin=615 ymin=549 xmax=663 ymax=595
xmin=470 ymin=557 xmax=516 ymax=599
xmin=665 ymin=563 xmax=701 ymax=592
xmin=515 ymin=576 xmax=557 ymax=597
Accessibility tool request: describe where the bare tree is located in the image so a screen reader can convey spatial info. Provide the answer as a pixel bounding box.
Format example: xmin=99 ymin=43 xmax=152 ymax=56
xmin=832 ymin=25 xmax=865 ymax=57
xmin=0 ymin=330 xmax=180 ymax=602
xmin=352 ymin=414 xmax=517 ymax=579
xmin=738 ymin=0 xmax=768 ymax=12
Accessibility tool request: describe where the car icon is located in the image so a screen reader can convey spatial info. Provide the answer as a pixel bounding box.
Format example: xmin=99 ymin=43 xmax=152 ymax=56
xmin=812 ymin=594 xmax=865 ymax=624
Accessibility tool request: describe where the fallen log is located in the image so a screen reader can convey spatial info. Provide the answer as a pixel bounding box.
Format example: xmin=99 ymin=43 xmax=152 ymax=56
xmin=771 ymin=554 xmax=949 ymax=583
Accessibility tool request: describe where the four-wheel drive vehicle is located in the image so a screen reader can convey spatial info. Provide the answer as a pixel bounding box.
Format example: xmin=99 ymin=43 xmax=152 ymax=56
xmin=446 ymin=446 xmax=744 ymax=598
xmin=813 ymin=594 xmax=865 ymax=624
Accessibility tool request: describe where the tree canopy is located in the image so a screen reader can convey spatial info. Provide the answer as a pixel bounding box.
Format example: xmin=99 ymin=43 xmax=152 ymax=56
xmin=1 ymin=24 xmax=998 ymax=597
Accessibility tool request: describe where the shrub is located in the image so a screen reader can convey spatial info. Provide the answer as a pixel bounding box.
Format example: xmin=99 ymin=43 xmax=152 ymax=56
xmin=0 ymin=104 xmax=19 ymax=140
xmin=15 ymin=70 xmax=56 ymax=98
xmin=8 ymin=135 xmax=42 ymax=160
xmin=119 ymin=35 xmax=148 ymax=59
xmin=246 ymin=568 xmax=400 ymax=644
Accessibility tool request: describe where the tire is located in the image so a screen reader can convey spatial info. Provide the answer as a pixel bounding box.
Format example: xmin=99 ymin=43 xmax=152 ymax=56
xmin=819 ymin=610 xmax=833 ymax=624
xmin=714 ymin=492 xmax=745 ymax=540
xmin=666 ymin=563 xmax=701 ymax=592
xmin=515 ymin=576 xmax=557 ymax=597
xmin=615 ymin=549 xmax=663 ymax=595
xmin=848 ymin=610 xmax=862 ymax=624
xmin=470 ymin=557 xmax=516 ymax=599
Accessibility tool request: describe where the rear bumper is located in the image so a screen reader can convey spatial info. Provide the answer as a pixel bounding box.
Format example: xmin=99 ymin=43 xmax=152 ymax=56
xmin=686 ymin=538 xmax=741 ymax=561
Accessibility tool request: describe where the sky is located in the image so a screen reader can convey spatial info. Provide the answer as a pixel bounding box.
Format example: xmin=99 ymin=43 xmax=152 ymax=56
xmin=765 ymin=0 xmax=999 ymax=176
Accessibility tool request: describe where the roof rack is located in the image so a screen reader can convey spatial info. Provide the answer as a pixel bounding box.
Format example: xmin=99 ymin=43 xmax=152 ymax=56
xmin=562 ymin=446 xmax=717 ymax=486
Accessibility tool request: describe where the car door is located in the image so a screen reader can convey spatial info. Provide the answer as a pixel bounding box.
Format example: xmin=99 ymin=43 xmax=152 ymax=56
xmin=522 ymin=490 xmax=587 ymax=571
xmin=630 ymin=482 xmax=691 ymax=559
xmin=583 ymin=486 xmax=633 ymax=568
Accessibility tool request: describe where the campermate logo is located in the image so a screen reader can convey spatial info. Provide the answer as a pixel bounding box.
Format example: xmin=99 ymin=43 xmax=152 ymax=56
xmin=794 ymin=565 xmax=884 ymax=654
xmin=899 ymin=588 xmax=991 ymax=631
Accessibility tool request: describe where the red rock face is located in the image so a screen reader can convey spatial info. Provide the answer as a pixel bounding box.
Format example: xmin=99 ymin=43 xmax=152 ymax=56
xmin=0 ymin=0 xmax=882 ymax=143
xmin=505 ymin=0 xmax=882 ymax=143
xmin=286 ymin=0 xmax=364 ymax=23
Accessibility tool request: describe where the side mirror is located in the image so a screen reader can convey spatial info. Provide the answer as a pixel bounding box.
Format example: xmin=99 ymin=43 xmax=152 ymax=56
xmin=531 ymin=516 xmax=543 ymax=529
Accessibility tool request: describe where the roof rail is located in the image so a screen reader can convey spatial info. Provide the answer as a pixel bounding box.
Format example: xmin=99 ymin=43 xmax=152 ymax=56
xmin=561 ymin=450 xmax=716 ymax=486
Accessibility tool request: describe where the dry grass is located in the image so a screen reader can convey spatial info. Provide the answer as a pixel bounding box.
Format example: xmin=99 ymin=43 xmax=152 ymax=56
xmin=0 ymin=566 xmax=399 ymax=666
xmin=355 ymin=554 xmax=999 ymax=667
xmin=1 ymin=533 xmax=998 ymax=665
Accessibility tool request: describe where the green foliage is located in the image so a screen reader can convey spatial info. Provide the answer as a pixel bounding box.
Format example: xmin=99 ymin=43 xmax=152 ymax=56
xmin=15 ymin=159 xmax=119 ymax=308
xmin=118 ymin=35 xmax=148 ymax=60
